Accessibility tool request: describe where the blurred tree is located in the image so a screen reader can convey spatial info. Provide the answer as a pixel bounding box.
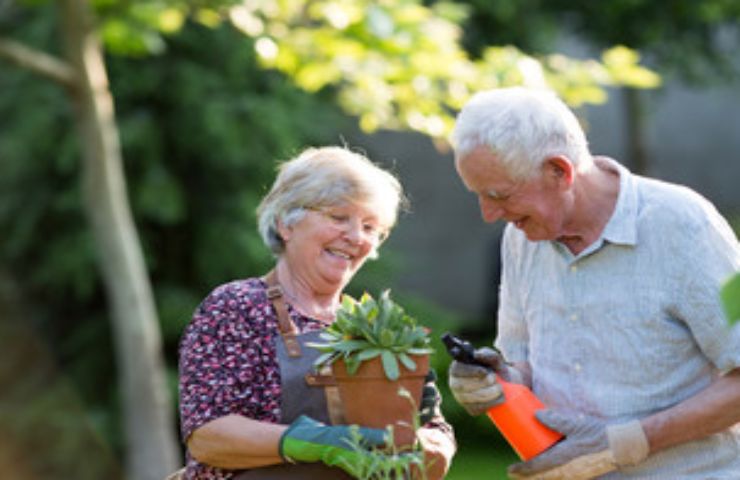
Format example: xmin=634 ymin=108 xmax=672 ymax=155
xmin=455 ymin=0 xmax=740 ymax=173
xmin=225 ymin=0 xmax=658 ymax=141
xmin=0 ymin=1 xmax=660 ymax=479
xmin=0 ymin=7 xmax=349 ymax=479
xmin=1 ymin=0 xmax=181 ymax=478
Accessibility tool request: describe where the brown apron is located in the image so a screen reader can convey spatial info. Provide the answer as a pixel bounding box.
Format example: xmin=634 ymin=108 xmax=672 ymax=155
xmin=233 ymin=273 xmax=350 ymax=480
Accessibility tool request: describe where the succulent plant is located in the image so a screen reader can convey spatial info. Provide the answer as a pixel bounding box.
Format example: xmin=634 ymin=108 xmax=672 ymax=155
xmin=308 ymin=290 xmax=433 ymax=380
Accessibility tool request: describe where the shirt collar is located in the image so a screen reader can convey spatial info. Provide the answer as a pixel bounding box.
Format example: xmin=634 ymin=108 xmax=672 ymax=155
xmin=599 ymin=157 xmax=638 ymax=246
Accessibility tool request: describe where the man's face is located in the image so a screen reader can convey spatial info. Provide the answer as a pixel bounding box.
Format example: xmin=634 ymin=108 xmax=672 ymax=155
xmin=455 ymin=146 xmax=568 ymax=241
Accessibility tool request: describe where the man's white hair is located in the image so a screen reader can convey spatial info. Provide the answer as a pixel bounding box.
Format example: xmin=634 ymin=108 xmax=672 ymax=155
xmin=452 ymin=87 xmax=591 ymax=179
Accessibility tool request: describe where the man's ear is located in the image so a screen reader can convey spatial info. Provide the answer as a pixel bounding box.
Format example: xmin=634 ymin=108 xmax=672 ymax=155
xmin=544 ymin=155 xmax=574 ymax=189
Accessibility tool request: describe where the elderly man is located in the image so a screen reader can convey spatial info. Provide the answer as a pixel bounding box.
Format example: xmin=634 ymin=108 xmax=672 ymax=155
xmin=447 ymin=87 xmax=740 ymax=479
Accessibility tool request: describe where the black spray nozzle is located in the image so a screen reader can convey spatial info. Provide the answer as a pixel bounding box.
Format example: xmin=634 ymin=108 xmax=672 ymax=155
xmin=441 ymin=332 xmax=480 ymax=365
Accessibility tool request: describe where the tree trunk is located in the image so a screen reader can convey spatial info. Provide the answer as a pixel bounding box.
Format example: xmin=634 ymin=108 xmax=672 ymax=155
xmin=623 ymin=87 xmax=650 ymax=175
xmin=58 ymin=0 xmax=180 ymax=478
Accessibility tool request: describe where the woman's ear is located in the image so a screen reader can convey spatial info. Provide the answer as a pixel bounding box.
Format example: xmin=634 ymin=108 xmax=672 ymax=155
xmin=544 ymin=155 xmax=574 ymax=189
xmin=276 ymin=219 xmax=292 ymax=243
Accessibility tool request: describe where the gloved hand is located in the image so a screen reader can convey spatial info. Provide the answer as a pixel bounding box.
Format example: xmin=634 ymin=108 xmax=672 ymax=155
xmin=508 ymin=409 xmax=650 ymax=480
xmin=279 ymin=415 xmax=387 ymax=476
xmin=448 ymin=347 xmax=520 ymax=415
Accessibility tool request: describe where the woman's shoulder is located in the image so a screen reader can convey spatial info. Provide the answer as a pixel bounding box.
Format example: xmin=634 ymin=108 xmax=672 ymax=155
xmin=206 ymin=277 xmax=269 ymax=304
xmin=188 ymin=276 xmax=274 ymax=331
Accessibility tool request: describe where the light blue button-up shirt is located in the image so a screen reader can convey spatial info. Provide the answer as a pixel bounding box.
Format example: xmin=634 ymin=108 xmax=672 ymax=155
xmin=496 ymin=158 xmax=740 ymax=478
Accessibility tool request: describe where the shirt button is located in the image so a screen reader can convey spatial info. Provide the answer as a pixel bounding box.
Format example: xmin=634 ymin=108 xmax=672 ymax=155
xmin=570 ymin=265 xmax=578 ymax=273
xmin=574 ymin=363 xmax=582 ymax=373
xmin=570 ymin=314 xmax=578 ymax=322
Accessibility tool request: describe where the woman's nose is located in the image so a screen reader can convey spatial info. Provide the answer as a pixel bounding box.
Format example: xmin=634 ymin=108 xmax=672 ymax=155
xmin=342 ymin=219 xmax=365 ymax=243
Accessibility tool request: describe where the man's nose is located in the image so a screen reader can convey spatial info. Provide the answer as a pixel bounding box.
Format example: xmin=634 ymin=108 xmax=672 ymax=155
xmin=479 ymin=198 xmax=504 ymax=223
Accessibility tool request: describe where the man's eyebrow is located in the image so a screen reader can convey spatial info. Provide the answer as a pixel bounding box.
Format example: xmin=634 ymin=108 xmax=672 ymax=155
xmin=485 ymin=189 xmax=509 ymax=199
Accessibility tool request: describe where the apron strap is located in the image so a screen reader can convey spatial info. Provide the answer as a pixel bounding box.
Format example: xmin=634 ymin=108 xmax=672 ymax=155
xmin=263 ymin=269 xmax=346 ymax=425
xmin=307 ymin=366 xmax=345 ymax=425
xmin=263 ymin=270 xmax=302 ymax=358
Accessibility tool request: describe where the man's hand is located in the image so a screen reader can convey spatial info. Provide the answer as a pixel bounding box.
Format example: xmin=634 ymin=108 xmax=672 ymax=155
xmin=508 ymin=410 xmax=649 ymax=480
xmin=448 ymin=347 xmax=518 ymax=415
xmin=279 ymin=415 xmax=387 ymax=476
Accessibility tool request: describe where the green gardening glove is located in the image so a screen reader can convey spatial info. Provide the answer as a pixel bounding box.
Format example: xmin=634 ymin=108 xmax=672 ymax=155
xmin=279 ymin=415 xmax=388 ymax=477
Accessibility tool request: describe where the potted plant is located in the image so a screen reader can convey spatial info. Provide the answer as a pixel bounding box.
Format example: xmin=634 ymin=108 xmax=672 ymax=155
xmin=344 ymin=388 xmax=428 ymax=480
xmin=308 ymin=290 xmax=434 ymax=448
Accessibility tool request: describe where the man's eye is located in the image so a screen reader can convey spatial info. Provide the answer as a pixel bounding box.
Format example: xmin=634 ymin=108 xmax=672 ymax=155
xmin=487 ymin=192 xmax=509 ymax=201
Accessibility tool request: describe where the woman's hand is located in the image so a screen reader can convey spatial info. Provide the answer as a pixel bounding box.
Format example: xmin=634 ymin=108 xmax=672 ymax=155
xmin=280 ymin=415 xmax=388 ymax=477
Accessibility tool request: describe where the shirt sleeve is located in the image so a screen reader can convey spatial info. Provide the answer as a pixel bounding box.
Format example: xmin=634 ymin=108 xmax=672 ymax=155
xmin=178 ymin=281 xmax=281 ymax=441
xmin=669 ymin=197 xmax=740 ymax=373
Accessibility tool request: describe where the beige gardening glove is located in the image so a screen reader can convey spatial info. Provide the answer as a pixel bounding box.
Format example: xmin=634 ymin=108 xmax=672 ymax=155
xmin=507 ymin=410 xmax=650 ymax=480
xmin=447 ymin=347 xmax=523 ymax=416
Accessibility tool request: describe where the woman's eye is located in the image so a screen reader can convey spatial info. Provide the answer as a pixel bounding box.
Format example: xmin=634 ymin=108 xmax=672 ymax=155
xmin=330 ymin=214 xmax=349 ymax=223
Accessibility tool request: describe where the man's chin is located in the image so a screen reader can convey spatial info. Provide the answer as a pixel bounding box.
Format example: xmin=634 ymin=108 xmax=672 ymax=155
xmin=520 ymin=227 xmax=552 ymax=242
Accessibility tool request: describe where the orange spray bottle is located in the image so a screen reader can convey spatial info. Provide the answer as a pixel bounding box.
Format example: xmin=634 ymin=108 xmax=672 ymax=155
xmin=442 ymin=332 xmax=563 ymax=460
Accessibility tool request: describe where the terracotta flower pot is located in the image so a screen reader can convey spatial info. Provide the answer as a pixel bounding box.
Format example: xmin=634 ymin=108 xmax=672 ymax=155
xmin=332 ymin=354 xmax=430 ymax=449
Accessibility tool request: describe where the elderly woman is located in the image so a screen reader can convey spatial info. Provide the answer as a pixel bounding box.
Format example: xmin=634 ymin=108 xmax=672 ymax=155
xmin=177 ymin=146 xmax=456 ymax=479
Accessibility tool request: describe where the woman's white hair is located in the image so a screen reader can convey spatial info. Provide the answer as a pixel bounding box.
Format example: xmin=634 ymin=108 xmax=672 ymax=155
xmin=452 ymin=87 xmax=591 ymax=180
xmin=257 ymin=146 xmax=405 ymax=256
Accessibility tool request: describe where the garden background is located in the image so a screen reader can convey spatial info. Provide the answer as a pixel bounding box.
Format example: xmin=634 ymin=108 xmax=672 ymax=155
xmin=2 ymin=1 xmax=739 ymax=479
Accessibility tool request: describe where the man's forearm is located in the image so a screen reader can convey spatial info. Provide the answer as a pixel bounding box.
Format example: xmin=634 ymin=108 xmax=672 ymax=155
xmin=641 ymin=368 xmax=740 ymax=453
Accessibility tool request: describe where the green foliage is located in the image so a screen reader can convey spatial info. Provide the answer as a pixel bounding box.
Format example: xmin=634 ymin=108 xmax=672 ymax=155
xmin=0 ymin=12 xmax=351 ymax=451
xmin=110 ymin=19 xmax=353 ymax=338
xmin=721 ymin=273 xmax=740 ymax=326
xmin=445 ymin=443 xmax=517 ymax=479
xmin=458 ymin=0 xmax=740 ymax=84
xmin=309 ymin=290 xmax=434 ymax=380
xmin=0 ymin=321 xmax=123 ymax=479
xmin=81 ymin=0 xmax=660 ymax=140
xmin=237 ymin=0 xmax=659 ymax=139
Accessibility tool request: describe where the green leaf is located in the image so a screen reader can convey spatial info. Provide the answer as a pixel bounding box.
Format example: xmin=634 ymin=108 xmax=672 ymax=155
xmin=341 ymin=294 xmax=356 ymax=312
xmin=381 ymin=350 xmax=399 ymax=380
xmin=721 ymin=273 xmax=740 ymax=326
xmin=318 ymin=331 xmax=339 ymax=341
xmin=408 ymin=347 xmax=434 ymax=355
xmin=313 ymin=352 xmax=337 ymax=367
xmin=357 ymin=348 xmax=382 ymax=361
xmin=379 ymin=328 xmax=395 ymax=347
xmin=397 ymin=352 xmax=417 ymax=372
xmin=331 ymin=339 xmax=373 ymax=352
xmin=345 ymin=355 xmax=361 ymax=376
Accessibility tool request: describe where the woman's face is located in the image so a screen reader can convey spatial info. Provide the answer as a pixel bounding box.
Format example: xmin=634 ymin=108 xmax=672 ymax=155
xmin=278 ymin=201 xmax=388 ymax=294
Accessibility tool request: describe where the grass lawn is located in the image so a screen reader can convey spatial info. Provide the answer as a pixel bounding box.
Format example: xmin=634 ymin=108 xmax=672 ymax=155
xmin=445 ymin=440 xmax=519 ymax=479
